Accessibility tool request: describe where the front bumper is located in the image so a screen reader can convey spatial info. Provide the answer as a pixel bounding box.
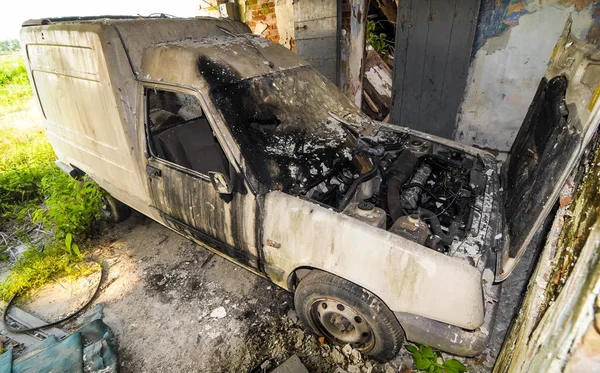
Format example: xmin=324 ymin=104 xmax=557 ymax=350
xmin=394 ymin=282 xmax=501 ymax=356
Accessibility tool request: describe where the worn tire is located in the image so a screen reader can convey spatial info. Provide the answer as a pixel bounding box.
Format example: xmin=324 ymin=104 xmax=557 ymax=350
xmin=101 ymin=194 xmax=131 ymax=223
xmin=294 ymin=270 xmax=404 ymax=362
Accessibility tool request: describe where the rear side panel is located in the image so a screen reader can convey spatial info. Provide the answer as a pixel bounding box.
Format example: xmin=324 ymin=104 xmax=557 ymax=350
xmin=20 ymin=24 xmax=151 ymax=213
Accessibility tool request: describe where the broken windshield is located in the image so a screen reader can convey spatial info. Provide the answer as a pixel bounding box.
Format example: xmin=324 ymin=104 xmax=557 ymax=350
xmin=205 ymin=64 xmax=364 ymax=193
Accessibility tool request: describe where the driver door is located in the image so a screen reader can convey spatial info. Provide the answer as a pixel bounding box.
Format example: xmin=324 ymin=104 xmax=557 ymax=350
xmin=142 ymin=84 xmax=260 ymax=271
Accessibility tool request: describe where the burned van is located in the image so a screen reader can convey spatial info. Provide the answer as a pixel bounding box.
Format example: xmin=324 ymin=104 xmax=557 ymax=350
xmin=20 ymin=16 xmax=600 ymax=361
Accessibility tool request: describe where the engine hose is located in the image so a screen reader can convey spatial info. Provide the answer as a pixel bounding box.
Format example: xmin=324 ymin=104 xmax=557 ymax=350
xmin=386 ymin=150 xmax=418 ymax=221
xmin=400 ymin=183 xmax=445 ymax=202
xmin=417 ymin=208 xmax=458 ymax=246
xmin=338 ymin=160 xmax=380 ymax=211
xmin=2 ymin=262 xmax=104 ymax=333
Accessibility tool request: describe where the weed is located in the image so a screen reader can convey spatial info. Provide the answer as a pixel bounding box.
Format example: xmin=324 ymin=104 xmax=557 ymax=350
xmin=32 ymin=172 xmax=103 ymax=239
xmin=0 ymin=123 xmax=54 ymax=221
xmin=0 ymin=54 xmax=32 ymax=115
xmin=405 ymin=344 xmax=468 ymax=373
xmin=0 ymin=66 xmax=102 ymax=299
xmin=0 ymin=240 xmax=100 ymax=301
xmin=366 ymin=20 xmax=390 ymax=56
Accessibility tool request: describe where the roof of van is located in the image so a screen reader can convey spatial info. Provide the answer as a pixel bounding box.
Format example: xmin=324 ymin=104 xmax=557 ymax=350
xmin=21 ymin=17 xmax=252 ymax=77
xmin=22 ymin=15 xmax=142 ymax=26
xmin=141 ymin=36 xmax=310 ymax=86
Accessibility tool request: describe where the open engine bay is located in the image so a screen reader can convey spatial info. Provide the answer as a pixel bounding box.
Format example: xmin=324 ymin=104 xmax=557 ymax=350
xmin=304 ymin=126 xmax=498 ymax=270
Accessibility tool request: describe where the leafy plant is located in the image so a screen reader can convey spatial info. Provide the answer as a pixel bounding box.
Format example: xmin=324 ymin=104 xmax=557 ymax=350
xmin=32 ymin=171 xmax=103 ymax=239
xmin=64 ymin=233 xmax=82 ymax=260
xmin=366 ymin=20 xmax=389 ymax=56
xmin=405 ymin=344 xmax=468 ymax=373
xmin=0 ymin=162 xmax=102 ymax=299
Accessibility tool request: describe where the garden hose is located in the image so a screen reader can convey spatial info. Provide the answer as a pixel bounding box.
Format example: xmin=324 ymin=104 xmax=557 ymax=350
xmin=2 ymin=261 xmax=104 ymax=333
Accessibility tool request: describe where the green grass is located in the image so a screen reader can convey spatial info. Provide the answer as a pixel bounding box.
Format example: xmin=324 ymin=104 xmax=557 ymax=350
xmin=0 ymin=54 xmax=32 ymax=115
xmin=0 ymin=56 xmax=103 ymax=300
xmin=0 ymin=123 xmax=55 ymax=219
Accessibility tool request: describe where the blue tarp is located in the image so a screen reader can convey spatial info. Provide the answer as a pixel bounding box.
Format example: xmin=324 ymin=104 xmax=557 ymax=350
xmin=0 ymin=304 xmax=117 ymax=373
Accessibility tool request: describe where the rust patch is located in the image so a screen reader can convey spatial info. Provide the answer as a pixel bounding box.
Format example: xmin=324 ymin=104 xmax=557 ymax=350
xmin=574 ymin=0 xmax=592 ymax=11
xmin=559 ymin=179 xmax=575 ymax=208
xmin=507 ymin=1 xmax=524 ymax=14
xmin=587 ymin=23 xmax=600 ymax=45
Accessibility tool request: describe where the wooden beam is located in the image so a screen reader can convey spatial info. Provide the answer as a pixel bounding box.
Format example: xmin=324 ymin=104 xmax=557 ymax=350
xmin=373 ymin=0 xmax=397 ymax=24
xmin=340 ymin=0 xmax=368 ymax=106
xmin=363 ymin=46 xmax=393 ymax=118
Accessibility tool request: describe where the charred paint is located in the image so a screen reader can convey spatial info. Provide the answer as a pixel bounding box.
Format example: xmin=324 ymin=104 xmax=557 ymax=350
xmin=162 ymin=213 xmax=259 ymax=270
xmin=197 ymin=54 xmax=360 ymax=195
xmin=504 ymin=75 xmax=580 ymax=258
xmin=196 ymin=54 xmax=243 ymax=87
xmin=148 ymin=161 xmax=260 ymax=270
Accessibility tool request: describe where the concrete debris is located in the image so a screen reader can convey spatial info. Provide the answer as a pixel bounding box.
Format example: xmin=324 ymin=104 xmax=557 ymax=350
xmin=342 ymin=343 xmax=353 ymax=356
xmin=350 ymin=349 xmax=362 ymax=364
xmin=330 ymin=348 xmax=346 ymax=365
xmin=210 ymin=306 xmax=227 ymax=319
xmin=294 ymin=330 xmax=305 ymax=349
xmin=347 ymin=365 xmax=361 ymax=373
xmin=384 ymin=363 xmax=396 ymax=373
xmin=271 ymin=354 xmax=309 ymax=373
xmin=286 ymin=309 xmax=299 ymax=324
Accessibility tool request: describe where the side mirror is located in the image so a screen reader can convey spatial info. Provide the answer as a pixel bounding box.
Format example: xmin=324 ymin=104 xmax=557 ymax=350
xmin=208 ymin=171 xmax=233 ymax=195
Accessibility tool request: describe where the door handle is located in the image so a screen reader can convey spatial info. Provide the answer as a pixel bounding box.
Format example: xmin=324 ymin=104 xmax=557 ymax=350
xmin=146 ymin=165 xmax=162 ymax=178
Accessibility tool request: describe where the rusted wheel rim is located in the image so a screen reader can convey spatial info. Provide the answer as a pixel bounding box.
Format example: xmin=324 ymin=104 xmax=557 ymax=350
xmin=310 ymin=299 xmax=374 ymax=350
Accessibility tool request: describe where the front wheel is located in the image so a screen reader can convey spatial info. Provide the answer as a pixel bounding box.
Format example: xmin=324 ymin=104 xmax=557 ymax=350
xmin=294 ymin=270 xmax=405 ymax=362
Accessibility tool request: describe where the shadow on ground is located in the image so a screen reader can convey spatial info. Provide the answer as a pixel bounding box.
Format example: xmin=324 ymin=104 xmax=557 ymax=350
xmin=22 ymin=211 xmax=535 ymax=372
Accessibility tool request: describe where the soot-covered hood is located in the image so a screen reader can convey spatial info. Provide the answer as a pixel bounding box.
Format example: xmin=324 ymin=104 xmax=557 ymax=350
xmin=498 ymin=19 xmax=600 ymax=281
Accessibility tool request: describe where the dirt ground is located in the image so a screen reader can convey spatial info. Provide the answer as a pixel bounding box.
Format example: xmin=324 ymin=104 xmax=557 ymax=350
xmin=88 ymin=213 xmax=414 ymax=373
xmin=10 ymin=209 xmax=538 ymax=372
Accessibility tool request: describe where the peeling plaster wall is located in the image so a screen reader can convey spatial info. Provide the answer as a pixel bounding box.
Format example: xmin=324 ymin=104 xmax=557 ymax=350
xmin=275 ymin=0 xmax=295 ymax=50
xmin=455 ymin=1 xmax=597 ymax=151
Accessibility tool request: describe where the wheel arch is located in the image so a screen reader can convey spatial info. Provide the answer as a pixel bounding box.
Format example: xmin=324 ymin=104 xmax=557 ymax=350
xmin=291 ymin=267 xmax=407 ymax=361
xmin=286 ymin=266 xmax=406 ymax=331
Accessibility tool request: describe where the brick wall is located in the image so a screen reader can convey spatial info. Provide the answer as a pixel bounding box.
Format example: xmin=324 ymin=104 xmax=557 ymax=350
xmin=244 ymin=0 xmax=280 ymax=43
